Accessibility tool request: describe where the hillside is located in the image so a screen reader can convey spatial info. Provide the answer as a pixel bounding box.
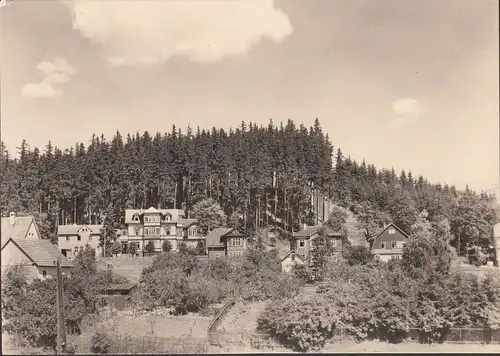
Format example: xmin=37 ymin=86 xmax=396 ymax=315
xmin=1 ymin=119 xmax=497 ymax=250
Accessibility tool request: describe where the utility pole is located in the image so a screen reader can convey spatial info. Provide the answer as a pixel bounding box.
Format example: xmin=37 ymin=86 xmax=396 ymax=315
xmin=56 ymin=258 xmax=66 ymax=355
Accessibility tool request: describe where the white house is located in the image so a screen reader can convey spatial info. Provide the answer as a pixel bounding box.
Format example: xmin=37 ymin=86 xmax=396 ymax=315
xmin=1 ymin=238 xmax=72 ymax=282
xmin=281 ymin=250 xmax=306 ymax=273
xmin=1 ymin=212 xmax=41 ymax=248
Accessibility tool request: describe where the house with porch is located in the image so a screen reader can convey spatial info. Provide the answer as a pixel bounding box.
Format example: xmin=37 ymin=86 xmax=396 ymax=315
xmin=368 ymin=223 xmax=409 ymax=262
xmin=289 ymin=224 xmax=352 ymax=263
xmin=121 ymin=207 xmax=204 ymax=255
xmin=205 ymin=227 xmax=249 ymax=260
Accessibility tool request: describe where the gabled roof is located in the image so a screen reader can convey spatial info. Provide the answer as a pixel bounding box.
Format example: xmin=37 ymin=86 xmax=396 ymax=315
xmin=57 ymin=224 xmax=103 ymax=235
xmin=205 ymin=227 xmax=233 ymax=248
xmin=1 ymin=216 xmax=37 ymax=247
xmin=177 ymin=219 xmax=198 ymax=228
xmin=368 ymin=223 xmax=409 ymax=242
xmin=292 ymin=225 xmax=342 ymax=239
xmin=280 ymin=250 xmax=305 ymax=263
xmin=124 ymin=208 xmax=185 ymax=224
xmin=2 ymin=238 xmax=72 ymax=268
xmin=223 ymin=230 xmax=248 ymax=238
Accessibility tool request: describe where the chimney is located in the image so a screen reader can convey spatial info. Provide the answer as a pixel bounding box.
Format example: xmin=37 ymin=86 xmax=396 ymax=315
xmin=9 ymin=212 xmax=16 ymax=227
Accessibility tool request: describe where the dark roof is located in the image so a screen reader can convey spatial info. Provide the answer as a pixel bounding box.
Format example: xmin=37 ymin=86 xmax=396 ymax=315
xmin=292 ymin=225 xmax=342 ymax=239
xmin=222 ymin=230 xmax=248 ymax=238
xmin=1 ymin=216 xmax=37 ymax=247
xmin=106 ymin=283 xmax=137 ymax=291
xmin=3 ymin=238 xmax=72 ymax=268
xmin=205 ymin=227 xmax=233 ymax=247
xmin=368 ymin=223 xmax=409 ymax=242
xmin=280 ymin=250 xmax=305 ymax=263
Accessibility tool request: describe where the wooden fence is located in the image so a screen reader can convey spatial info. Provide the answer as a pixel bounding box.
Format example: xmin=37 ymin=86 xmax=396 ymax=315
xmin=207 ymin=298 xmax=236 ymax=345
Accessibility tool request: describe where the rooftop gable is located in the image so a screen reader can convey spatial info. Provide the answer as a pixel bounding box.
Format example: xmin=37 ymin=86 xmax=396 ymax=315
xmin=205 ymin=227 xmax=233 ymax=247
xmin=58 ymin=224 xmax=103 ymax=235
xmin=2 ymin=238 xmax=72 ymax=268
xmin=1 ymin=216 xmax=37 ymax=247
xmin=368 ymin=223 xmax=409 ymax=242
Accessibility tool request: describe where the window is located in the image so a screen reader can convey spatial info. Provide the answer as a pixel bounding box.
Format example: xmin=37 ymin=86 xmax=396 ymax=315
xmin=299 ymin=239 xmax=305 ymax=248
xmin=77 ymin=235 xmax=81 ymax=241
xmin=79 ymin=246 xmax=84 ymax=252
xmin=381 ymin=242 xmax=386 ymax=249
xmin=132 ymin=214 xmax=140 ymax=222
xmin=391 ymin=241 xmax=397 ymax=249
xmin=42 ymin=270 xmax=47 ymax=278
xmin=166 ymin=229 xmax=170 ymax=236
xmin=66 ymin=236 xmax=70 ymax=241
xmin=331 ymin=239 xmax=338 ymax=248
xmin=89 ymin=235 xmax=92 ymax=241
xmin=374 ymin=254 xmax=380 ymax=260
xmin=388 ymin=228 xmax=396 ymax=235
xmin=395 ymin=255 xmax=402 ymax=260
xmin=74 ymin=247 xmax=78 ymax=253
xmin=215 ymin=252 xmax=221 ymax=258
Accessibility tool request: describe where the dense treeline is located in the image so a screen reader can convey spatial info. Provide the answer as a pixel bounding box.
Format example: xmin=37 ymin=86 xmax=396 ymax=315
xmin=0 ymin=118 xmax=497 ymax=251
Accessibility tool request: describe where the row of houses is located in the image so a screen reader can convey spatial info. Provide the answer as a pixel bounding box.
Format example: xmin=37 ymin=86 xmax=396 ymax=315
xmin=2 ymin=209 xmax=500 ymax=282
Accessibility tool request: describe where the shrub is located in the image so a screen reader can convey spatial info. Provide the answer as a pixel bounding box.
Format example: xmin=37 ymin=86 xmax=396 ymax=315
xmin=343 ymin=245 xmax=373 ymax=266
xmin=90 ymin=331 xmax=111 ymax=354
xmin=64 ymin=341 xmax=76 ymax=355
xmin=257 ymin=294 xmax=339 ymax=352
xmin=162 ymin=240 xmax=172 ymax=252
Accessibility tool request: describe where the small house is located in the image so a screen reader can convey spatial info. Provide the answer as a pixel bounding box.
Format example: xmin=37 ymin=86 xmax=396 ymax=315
xmin=368 ymin=223 xmax=409 ymax=262
xmin=281 ymin=250 xmax=306 ymax=273
xmin=1 ymin=237 xmax=72 ymax=282
xmin=289 ymin=224 xmax=351 ymax=261
xmin=205 ymin=227 xmax=248 ymax=260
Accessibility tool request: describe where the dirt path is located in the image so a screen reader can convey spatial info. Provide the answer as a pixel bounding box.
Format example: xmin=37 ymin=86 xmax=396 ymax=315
xmin=219 ymin=301 xmax=267 ymax=333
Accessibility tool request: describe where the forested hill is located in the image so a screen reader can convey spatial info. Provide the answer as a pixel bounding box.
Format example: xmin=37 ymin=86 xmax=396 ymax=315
xmin=1 ymin=118 xmax=498 ymax=250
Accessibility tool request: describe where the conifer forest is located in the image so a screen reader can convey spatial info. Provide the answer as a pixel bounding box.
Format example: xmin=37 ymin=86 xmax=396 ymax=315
xmin=1 ymin=118 xmax=498 ymax=252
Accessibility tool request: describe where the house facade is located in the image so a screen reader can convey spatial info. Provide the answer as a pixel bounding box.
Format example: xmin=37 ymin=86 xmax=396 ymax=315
xmin=289 ymin=225 xmax=352 ymax=263
xmin=121 ymin=207 xmax=203 ymax=255
xmin=205 ymin=227 xmax=249 ymax=260
xmin=1 ymin=238 xmax=72 ymax=282
xmin=57 ymin=224 xmax=103 ymax=259
xmin=281 ymin=250 xmax=306 ymax=273
xmin=368 ymin=223 xmax=409 ymax=262
xmin=1 ymin=212 xmax=41 ymax=248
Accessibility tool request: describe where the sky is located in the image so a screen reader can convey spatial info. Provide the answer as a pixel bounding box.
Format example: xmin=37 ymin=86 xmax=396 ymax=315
xmin=1 ymin=0 xmax=499 ymax=194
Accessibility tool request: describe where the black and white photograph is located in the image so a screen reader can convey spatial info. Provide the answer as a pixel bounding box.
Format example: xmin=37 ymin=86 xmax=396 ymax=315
xmin=1 ymin=0 xmax=499 ymax=354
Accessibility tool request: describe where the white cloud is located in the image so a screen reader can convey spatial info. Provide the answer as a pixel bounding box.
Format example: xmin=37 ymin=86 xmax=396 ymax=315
xmin=390 ymin=98 xmax=425 ymax=127
xmin=64 ymin=0 xmax=293 ymax=67
xmin=22 ymin=58 xmax=76 ymax=98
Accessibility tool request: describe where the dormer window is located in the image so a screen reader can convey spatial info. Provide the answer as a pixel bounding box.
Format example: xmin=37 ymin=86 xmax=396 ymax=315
xmin=388 ymin=228 xmax=396 ymax=235
xmin=132 ymin=214 xmax=140 ymax=222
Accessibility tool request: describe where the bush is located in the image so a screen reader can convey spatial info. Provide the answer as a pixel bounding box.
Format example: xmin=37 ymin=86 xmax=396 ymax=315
xmin=162 ymin=240 xmax=172 ymax=252
xmin=257 ymin=294 xmax=339 ymax=352
xmin=90 ymin=332 xmax=111 ymax=354
xmin=64 ymin=341 xmax=76 ymax=355
xmin=343 ymin=245 xmax=373 ymax=266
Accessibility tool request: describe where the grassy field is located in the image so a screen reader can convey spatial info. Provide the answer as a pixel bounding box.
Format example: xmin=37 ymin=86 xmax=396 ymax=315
xmin=84 ymin=308 xmax=211 ymax=339
xmin=97 ymin=255 xmax=155 ymax=282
